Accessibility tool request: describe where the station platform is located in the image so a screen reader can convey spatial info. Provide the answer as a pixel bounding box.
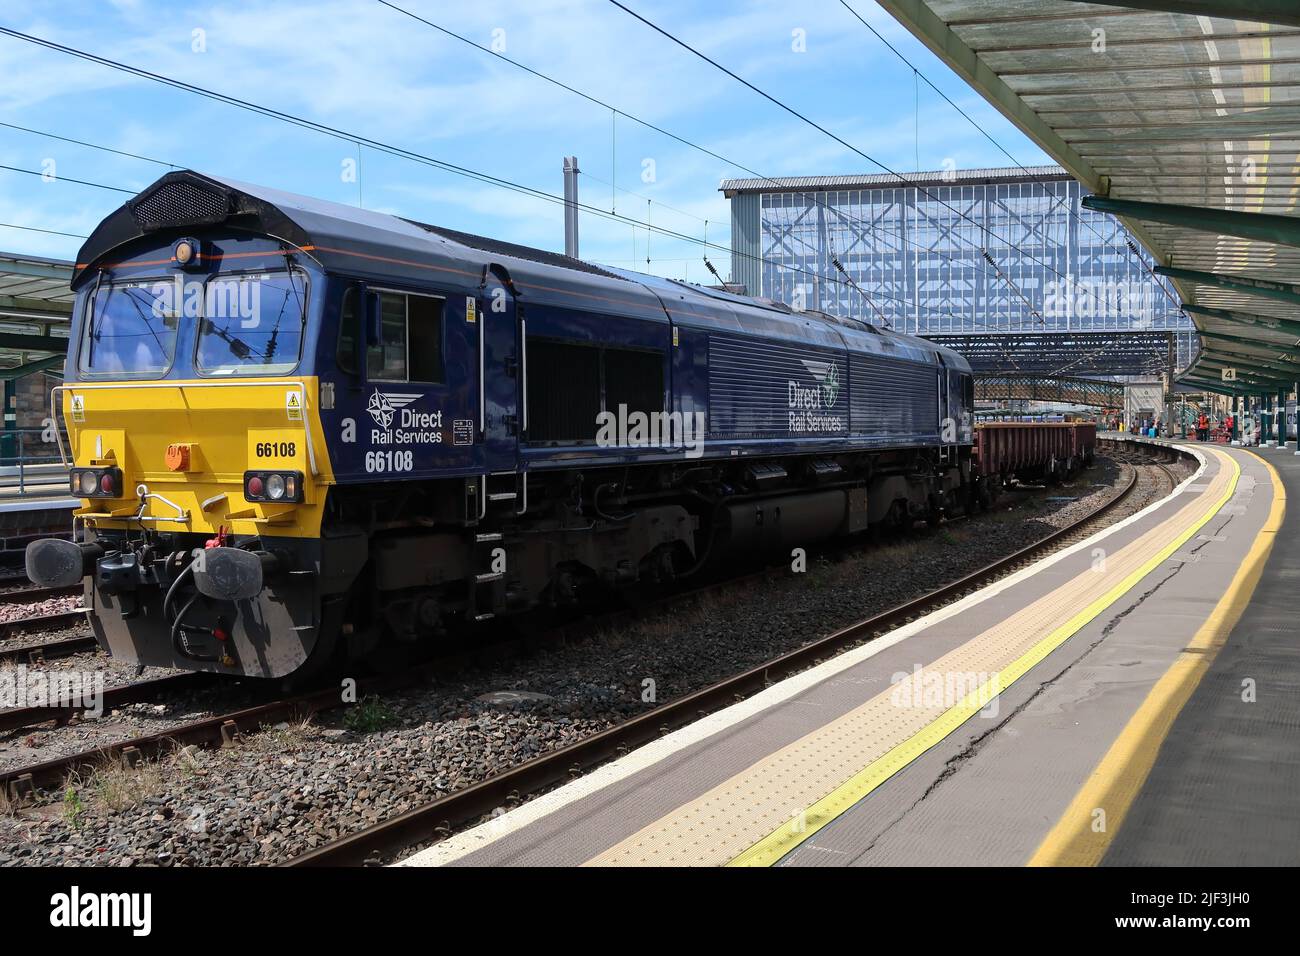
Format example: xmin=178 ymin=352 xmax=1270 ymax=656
xmin=402 ymin=442 xmax=1293 ymax=867
xmin=0 ymin=489 xmax=77 ymax=574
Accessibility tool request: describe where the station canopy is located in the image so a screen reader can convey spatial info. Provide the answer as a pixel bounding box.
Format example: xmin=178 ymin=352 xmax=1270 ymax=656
xmin=0 ymin=251 xmax=73 ymax=377
xmin=879 ymin=0 xmax=1300 ymax=396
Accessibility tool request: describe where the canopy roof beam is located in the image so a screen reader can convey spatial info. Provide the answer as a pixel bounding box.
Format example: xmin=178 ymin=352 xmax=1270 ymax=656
xmin=1197 ymin=347 xmax=1300 ymax=376
xmin=1155 ymin=266 xmax=1300 ymax=307
xmin=1084 ymin=196 xmax=1300 ymax=248
xmin=875 ymin=1 xmax=1102 ymax=192
xmin=1197 ymin=329 xmax=1300 ymax=354
xmin=1194 ymin=360 xmax=1297 ymax=388
xmin=1183 ymin=303 xmax=1300 ymax=339
xmin=0 ymin=354 xmax=64 ymax=380
xmin=1179 ymin=376 xmax=1241 ymax=396
xmin=1059 ymin=1 xmax=1300 ymax=28
xmin=0 ymin=332 xmax=71 ymax=353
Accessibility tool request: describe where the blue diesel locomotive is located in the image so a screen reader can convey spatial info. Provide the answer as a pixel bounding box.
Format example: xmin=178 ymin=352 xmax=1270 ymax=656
xmin=27 ymin=171 xmax=975 ymax=679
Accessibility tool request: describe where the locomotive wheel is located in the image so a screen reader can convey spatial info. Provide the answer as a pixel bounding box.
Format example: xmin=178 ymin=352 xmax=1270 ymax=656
xmin=883 ymin=499 xmax=908 ymax=536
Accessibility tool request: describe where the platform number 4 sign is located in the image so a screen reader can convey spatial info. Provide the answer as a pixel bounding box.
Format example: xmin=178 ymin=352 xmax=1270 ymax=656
xmin=1221 ymin=367 xmax=1238 ymax=382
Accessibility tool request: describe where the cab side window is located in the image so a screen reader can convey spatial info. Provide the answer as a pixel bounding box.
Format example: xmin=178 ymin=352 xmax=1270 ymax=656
xmin=335 ymin=288 xmax=444 ymax=383
xmin=368 ymin=292 xmax=409 ymax=382
xmin=336 ymin=287 xmax=359 ymax=375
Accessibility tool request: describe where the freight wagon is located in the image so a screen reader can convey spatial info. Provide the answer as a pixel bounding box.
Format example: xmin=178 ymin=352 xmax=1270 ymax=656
xmin=973 ymin=422 xmax=1097 ymax=500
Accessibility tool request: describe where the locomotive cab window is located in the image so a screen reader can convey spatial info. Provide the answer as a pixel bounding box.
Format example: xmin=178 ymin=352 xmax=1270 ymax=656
xmin=79 ymin=277 xmax=182 ymax=378
xmin=348 ymin=290 xmax=444 ymax=384
xmin=195 ymin=268 xmax=308 ymax=375
xmin=336 ymin=287 xmax=359 ymax=375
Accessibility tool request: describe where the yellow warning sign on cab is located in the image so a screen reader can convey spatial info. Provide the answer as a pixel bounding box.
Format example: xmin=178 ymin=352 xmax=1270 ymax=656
xmin=285 ymin=390 xmax=302 ymax=421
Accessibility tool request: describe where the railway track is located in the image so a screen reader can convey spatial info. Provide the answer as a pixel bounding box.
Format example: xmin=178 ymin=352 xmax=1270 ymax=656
xmin=0 ymin=609 xmax=88 ymax=642
xmin=0 ymin=634 xmax=98 ymax=666
xmin=284 ymin=450 xmax=1183 ymax=867
xmin=0 ymin=584 xmax=80 ymax=607
xmin=0 ymin=633 xmax=570 ymax=798
xmin=0 ymin=673 xmax=212 ymax=737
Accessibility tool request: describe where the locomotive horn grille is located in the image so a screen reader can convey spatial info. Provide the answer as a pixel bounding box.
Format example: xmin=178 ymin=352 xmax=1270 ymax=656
xmin=129 ymin=178 xmax=234 ymax=232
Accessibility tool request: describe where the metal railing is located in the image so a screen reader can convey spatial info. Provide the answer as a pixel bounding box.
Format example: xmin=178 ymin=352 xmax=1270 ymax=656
xmin=0 ymin=427 xmax=71 ymax=499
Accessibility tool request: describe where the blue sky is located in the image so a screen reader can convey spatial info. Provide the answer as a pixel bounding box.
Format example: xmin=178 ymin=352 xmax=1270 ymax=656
xmin=0 ymin=0 xmax=1051 ymax=280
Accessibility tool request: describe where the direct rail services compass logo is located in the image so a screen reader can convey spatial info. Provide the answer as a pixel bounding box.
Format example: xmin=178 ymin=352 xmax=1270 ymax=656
xmin=366 ymin=388 xmax=421 ymax=429
xmin=820 ymin=363 xmax=840 ymax=407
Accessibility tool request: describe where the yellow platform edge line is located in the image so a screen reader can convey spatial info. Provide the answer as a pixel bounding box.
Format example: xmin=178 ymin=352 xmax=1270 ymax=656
xmin=1028 ymin=449 xmax=1285 ymax=867
xmin=729 ymin=449 xmax=1241 ymax=868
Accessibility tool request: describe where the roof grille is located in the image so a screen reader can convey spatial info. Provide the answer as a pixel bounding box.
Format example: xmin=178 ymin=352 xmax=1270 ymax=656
xmin=129 ymin=179 xmax=234 ymax=231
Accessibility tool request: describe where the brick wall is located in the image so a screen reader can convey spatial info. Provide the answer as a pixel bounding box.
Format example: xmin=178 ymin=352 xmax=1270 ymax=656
xmin=8 ymin=372 xmax=61 ymax=460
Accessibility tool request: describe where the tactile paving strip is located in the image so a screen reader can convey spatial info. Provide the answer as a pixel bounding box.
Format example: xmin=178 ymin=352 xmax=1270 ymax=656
xmin=583 ymin=449 xmax=1240 ymax=867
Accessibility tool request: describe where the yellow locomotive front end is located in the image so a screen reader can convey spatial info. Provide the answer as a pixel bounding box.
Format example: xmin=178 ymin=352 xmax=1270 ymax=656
xmin=46 ymin=377 xmax=338 ymax=678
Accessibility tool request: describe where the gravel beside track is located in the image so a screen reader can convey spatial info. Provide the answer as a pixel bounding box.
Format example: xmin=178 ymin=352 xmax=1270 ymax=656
xmin=0 ymin=456 xmax=1185 ymax=866
xmin=0 ymin=596 xmax=81 ymax=625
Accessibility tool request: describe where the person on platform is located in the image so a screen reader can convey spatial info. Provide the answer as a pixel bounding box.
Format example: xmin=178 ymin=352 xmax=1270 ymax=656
xmin=1197 ymin=412 xmax=1209 ymax=441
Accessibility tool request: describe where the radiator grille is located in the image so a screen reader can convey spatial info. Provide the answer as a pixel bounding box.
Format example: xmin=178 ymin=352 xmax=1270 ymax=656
xmin=850 ymin=355 xmax=939 ymax=439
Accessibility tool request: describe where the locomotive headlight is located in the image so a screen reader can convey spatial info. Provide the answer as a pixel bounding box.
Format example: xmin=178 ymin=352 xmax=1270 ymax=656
xmin=78 ymin=471 xmax=97 ymax=496
xmin=265 ymin=474 xmax=286 ymax=500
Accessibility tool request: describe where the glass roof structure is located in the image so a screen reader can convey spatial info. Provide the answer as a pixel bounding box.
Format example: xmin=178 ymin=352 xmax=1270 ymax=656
xmin=0 ymin=251 xmax=73 ymax=375
xmin=879 ymin=0 xmax=1300 ymax=395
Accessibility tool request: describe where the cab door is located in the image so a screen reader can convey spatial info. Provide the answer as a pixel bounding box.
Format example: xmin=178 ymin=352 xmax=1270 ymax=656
xmin=479 ymin=265 xmax=520 ymax=474
xmin=476 ymin=265 xmax=525 ymax=519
